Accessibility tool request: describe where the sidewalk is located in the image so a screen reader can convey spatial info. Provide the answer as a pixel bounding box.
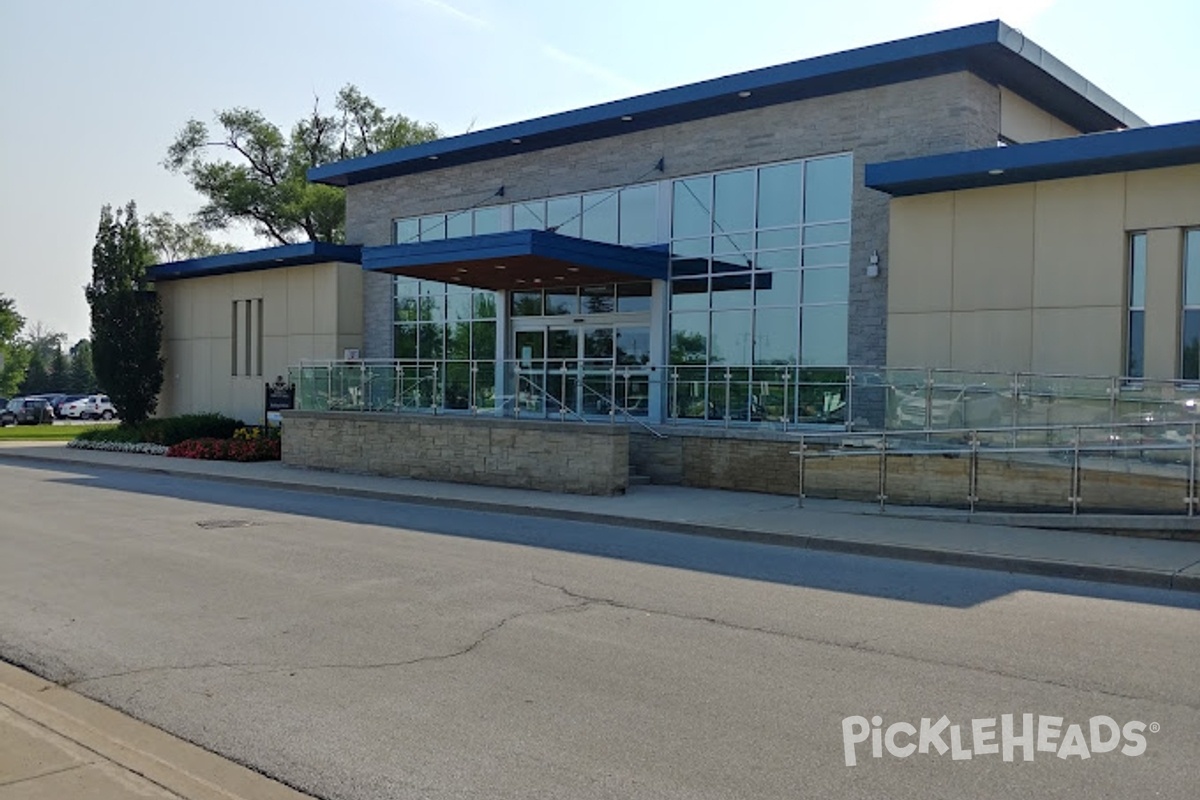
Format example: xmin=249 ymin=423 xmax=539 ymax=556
xmin=2 ymin=441 xmax=1200 ymax=593
xmin=0 ymin=661 xmax=312 ymax=799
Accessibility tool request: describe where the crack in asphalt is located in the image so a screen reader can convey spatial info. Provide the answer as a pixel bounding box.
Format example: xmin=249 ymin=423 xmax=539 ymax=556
xmin=63 ymin=597 xmax=591 ymax=688
xmin=531 ymin=577 xmax=1200 ymax=712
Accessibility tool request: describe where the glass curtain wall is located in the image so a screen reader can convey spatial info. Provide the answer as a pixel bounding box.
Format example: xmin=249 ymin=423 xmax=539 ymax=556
xmin=668 ymin=154 xmax=852 ymax=422
xmin=1182 ymin=230 xmax=1200 ymax=380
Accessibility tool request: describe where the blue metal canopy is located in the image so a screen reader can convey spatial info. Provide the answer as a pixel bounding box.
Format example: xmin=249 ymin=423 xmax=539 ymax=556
xmin=148 ymin=243 xmax=362 ymax=281
xmin=362 ymin=230 xmax=668 ymax=290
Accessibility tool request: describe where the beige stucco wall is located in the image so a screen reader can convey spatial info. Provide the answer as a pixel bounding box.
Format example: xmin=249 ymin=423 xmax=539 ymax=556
xmin=886 ymin=164 xmax=1200 ymax=378
xmin=157 ymin=261 xmax=363 ymax=423
xmin=999 ymin=87 xmax=1081 ymax=143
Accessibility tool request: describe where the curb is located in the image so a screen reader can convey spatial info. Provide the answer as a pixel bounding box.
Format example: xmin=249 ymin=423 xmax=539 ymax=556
xmin=3 ymin=451 xmax=1199 ymax=594
xmin=0 ymin=660 xmax=314 ymax=800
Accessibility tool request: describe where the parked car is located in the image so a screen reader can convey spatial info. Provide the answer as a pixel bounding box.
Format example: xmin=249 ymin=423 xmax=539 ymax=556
xmin=891 ymin=384 xmax=1009 ymax=430
xmin=53 ymin=394 xmax=88 ymax=417
xmin=60 ymin=394 xmax=117 ymax=420
xmin=1 ymin=397 xmax=55 ymax=426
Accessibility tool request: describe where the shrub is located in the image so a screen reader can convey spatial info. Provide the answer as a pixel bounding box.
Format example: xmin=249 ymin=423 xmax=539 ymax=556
xmin=67 ymin=440 xmax=168 ymax=455
xmin=167 ymin=436 xmax=281 ymax=462
xmin=74 ymin=413 xmax=242 ymax=447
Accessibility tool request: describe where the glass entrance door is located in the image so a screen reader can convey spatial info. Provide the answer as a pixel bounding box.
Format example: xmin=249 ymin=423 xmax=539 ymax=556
xmin=513 ymin=323 xmax=651 ymax=418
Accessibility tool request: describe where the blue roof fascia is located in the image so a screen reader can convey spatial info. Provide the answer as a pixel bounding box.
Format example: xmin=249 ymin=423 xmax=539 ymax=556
xmin=310 ymin=21 xmax=1143 ymax=188
xmin=148 ymin=243 xmax=362 ymax=281
xmin=865 ymin=119 xmax=1200 ymax=196
xmin=362 ymin=230 xmax=668 ymax=280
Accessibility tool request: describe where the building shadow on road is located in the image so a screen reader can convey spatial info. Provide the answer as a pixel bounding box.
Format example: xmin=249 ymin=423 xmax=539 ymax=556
xmin=16 ymin=459 xmax=1200 ymax=612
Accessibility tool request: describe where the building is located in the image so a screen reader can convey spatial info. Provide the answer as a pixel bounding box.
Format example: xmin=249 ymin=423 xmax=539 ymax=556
xmin=147 ymin=19 xmax=1199 ymax=494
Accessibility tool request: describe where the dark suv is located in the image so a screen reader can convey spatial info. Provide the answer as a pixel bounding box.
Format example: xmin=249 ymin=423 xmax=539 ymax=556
xmin=0 ymin=397 xmax=55 ymax=426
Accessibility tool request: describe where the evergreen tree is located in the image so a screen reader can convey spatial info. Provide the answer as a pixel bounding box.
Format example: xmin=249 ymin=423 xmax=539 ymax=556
xmin=85 ymin=202 xmax=163 ymax=423
xmin=68 ymin=339 xmax=98 ymax=394
xmin=49 ymin=346 xmax=68 ymax=389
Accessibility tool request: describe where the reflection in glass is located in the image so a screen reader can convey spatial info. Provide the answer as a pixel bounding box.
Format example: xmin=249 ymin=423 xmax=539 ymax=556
xmin=1187 ymin=231 xmax=1200 ymax=306
xmin=1129 ymin=310 xmax=1146 ymax=379
xmin=619 ymin=185 xmax=658 ymax=244
xmin=756 ymin=249 xmax=800 ymax=271
xmin=395 ymin=296 xmax=418 ymax=322
xmin=616 ymin=282 xmax=652 ymax=313
xmin=581 ymin=285 xmax=615 ymax=314
xmin=711 ymin=310 xmax=752 ymax=364
xmin=417 ymin=323 xmax=445 ymax=359
xmin=545 ymin=288 xmax=577 ymax=315
xmin=445 ymin=211 xmax=472 ymax=239
xmin=547 ymin=196 xmax=582 ymax=237
xmin=446 ymin=284 xmax=473 ymax=321
xmin=473 ymin=291 xmax=497 ymax=320
xmin=671 ymin=238 xmax=710 ymax=258
xmin=616 ymin=327 xmax=651 ymax=365
xmin=395 ymin=218 xmax=419 ymax=244
xmin=1181 ymin=310 xmax=1199 ymax=380
xmin=712 ymin=251 xmax=753 ymax=273
xmin=513 ymin=201 xmax=546 ymax=231
xmin=673 ymin=177 xmax=711 ymax=238
xmin=804 ymin=155 xmax=852 ymax=223
xmin=395 ymin=324 xmax=417 ymax=358
xmin=801 ymin=304 xmax=848 ymax=365
xmin=753 ymin=270 xmax=798 ymax=307
xmin=754 ymin=307 xmax=798 ymax=364
xmin=511 ymin=291 xmax=543 ymax=316
xmin=584 ymin=328 xmax=614 ymax=359
xmin=711 ymin=274 xmax=753 ymax=309
xmin=802 ymin=244 xmax=850 ymax=267
xmin=714 ymin=170 xmax=755 ymax=233
xmin=803 ymin=222 xmax=851 ymax=245
xmin=756 ymin=228 xmax=799 ymax=250
xmin=802 ymin=268 xmax=849 ymax=303
xmin=472 ymin=321 xmax=496 ymax=360
xmin=671 ymin=279 xmax=708 ymax=311
xmin=446 ymin=321 xmax=471 ymax=359
xmin=757 ymin=163 xmax=802 ymax=228
xmin=671 ymin=257 xmax=708 ymax=277
xmin=474 ymin=206 xmax=503 ymax=235
xmin=669 ymin=312 xmax=708 ymax=365
xmin=548 ymin=328 xmax=578 ymax=360
xmin=420 ymin=215 xmax=446 ymax=241
xmin=582 ymin=192 xmax=618 ymax=244
xmin=417 ymin=282 xmax=444 ymax=321
xmin=713 ymin=232 xmax=754 ymax=256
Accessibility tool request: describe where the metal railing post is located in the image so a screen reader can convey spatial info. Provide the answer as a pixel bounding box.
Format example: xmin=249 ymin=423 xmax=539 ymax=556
xmin=670 ymin=369 xmax=679 ymax=421
xmin=513 ymin=364 xmax=521 ymax=419
xmin=559 ymin=362 xmax=568 ymax=422
xmin=845 ymin=365 xmax=854 ymax=430
xmin=781 ymin=368 xmax=791 ymax=432
xmin=430 ymin=363 xmax=439 ymax=414
xmin=470 ymin=361 xmax=479 ymax=416
xmin=1189 ymin=422 xmax=1198 ymax=517
xmin=877 ymin=431 xmax=888 ymax=511
xmin=723 ymin=369 xmax=732 ymax=429
xmin=924 ymin=367 xmax=934 ymax=433
xmin=1068 ymin=425 xmax=1082 ymax=515
xmin=796 ymin=434 xmax=806 ymax=508
xmin=1011 ymin=372 xmax=1021 ymax=448
xmin=968 ymin=431 xmax=979 ymax=514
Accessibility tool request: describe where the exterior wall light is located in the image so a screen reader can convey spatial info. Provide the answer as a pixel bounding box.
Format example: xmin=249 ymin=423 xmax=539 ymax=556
xmin=867 ymin=250 xmax=881 ymax=278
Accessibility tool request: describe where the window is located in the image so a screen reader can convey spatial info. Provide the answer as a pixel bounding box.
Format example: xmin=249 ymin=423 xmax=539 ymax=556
xmin=1127 ymin=233 xmax=1146 ymax=379
xmin=231 ymin=298 xmax=264 ymax=377
xmin=1182 ymin=230 xmax=1200 ymax=380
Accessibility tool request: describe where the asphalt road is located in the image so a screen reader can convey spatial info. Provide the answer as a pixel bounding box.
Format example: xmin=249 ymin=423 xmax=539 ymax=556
xmin=0 ymin=459 xmax=1197 ymax=800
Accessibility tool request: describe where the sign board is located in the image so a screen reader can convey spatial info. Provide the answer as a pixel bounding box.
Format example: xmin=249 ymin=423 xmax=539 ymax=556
xmin=264 ymin=376 xmax=295 ymax=425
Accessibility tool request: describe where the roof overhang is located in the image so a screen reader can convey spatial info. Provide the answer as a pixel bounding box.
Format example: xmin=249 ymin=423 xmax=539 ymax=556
xmin=148 ymin=242 xmax=362 ymax=281
xmin=865 ymin=119 xmax=1200 ymax=196
xmin=309 ymin=20 xmax=1144 ymax=188
xmin=362 ymin=230 xmax=668 ymax=291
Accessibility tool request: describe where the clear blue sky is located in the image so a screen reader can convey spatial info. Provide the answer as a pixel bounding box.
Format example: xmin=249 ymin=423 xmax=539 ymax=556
xmin=1 ymin=0 xmax=1197 ymax=345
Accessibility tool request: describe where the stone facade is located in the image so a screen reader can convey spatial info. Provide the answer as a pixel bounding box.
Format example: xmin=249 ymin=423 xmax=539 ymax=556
xmin=283 ymin=411 xmax=629 ymax=495
xmin=348 ymin=71 xmax=1005 ymax=364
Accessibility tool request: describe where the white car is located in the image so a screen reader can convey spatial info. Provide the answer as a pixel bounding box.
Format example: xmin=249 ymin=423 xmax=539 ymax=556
xmin=62 ymin=394 xmax=118 ymax=420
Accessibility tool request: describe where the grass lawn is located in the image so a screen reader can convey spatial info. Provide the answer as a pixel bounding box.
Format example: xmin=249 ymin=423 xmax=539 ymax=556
xmin=0 ymin=423 xmax=118 ymax=442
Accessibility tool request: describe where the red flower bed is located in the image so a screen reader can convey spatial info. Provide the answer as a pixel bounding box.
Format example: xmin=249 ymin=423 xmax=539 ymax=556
xmin=167 ymin=437 xmax=281 ymax=462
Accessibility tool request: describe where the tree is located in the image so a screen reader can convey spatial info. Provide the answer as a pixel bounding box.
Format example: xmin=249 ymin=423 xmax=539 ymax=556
xmin=144 ymin=212 xmax=239 ymax=262
xmin=85 ymin=202 xmax=163 ymax=423
xmin=0 ymin=295 xmax=30 ymax=397
xmin=68 ymin=339 xmax=98 ymax=394
xmin=164 ymin=85 xmax=439 ymax=245
xmin=19 ymin=350 xmax=49 ymax=395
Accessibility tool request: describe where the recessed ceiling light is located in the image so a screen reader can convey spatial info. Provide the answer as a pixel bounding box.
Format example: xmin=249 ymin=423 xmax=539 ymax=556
xmin=428 ymin=155 xmax=439 ymax=161
xmin=621 ymin=115 xmax=633 ymax=122
xmin=737 ymin=91 xmax=752 ymax=98
xmin=533 ymin=278 xmax=542 ymax=283
xmin=554 ymin=276 xmax=565 ymax=281
xmin=515 ymin=278 xmax=526 ymax=284
xmin=494 ymin=264 xmax=507 ymax=270
xmin=988 ymin=168 xmax=1005 ymax=175
xmin=452 ymin=276 xmax=462 ymax=281
xmin=566 ymin=266 xmax=580 ymax=273
xmin=511 ymin=138 xmax=522 ymax=144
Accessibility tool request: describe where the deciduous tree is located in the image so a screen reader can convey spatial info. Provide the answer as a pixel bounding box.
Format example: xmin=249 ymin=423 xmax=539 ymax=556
xmin=164 ymin=85 xmax=439 ymax=245
xmin=0 ymin=295 xmax=30 ymax=397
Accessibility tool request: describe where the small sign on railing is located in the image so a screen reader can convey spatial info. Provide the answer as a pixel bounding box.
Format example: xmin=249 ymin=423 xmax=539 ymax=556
xmin=265 ymin=375 xmax=295 ymax=426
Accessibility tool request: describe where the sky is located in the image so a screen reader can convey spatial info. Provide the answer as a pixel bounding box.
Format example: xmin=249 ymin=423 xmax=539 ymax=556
xmin=1 ymin=0 xmax=1198 ymax=345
